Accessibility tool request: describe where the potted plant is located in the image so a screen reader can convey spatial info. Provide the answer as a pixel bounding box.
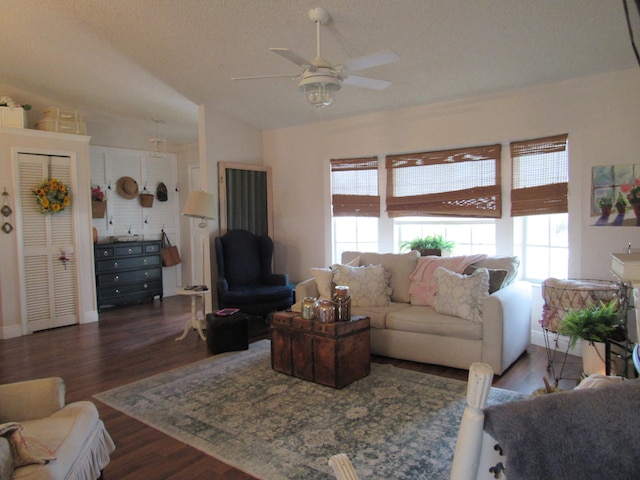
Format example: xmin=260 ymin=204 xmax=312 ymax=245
xmin=91 ymin=185 xmax=107 ymax=218
xmin=399 ymin=234 xmax=455 ymax=256
xmin=557 ymin=300 xmax=624 ymax=375
xmin=614 ymin=192 xmax=627 ymax=215
xmin=598 ymin=196 xmax=612 ymax=216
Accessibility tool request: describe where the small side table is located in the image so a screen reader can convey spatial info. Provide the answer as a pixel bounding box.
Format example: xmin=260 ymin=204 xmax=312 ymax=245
xmin=176 ymin=288 xmax=210 ymax=341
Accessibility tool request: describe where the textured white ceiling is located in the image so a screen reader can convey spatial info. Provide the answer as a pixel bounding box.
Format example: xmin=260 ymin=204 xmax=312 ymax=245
xmin=1 ymin=0 xmax=638 ymax=147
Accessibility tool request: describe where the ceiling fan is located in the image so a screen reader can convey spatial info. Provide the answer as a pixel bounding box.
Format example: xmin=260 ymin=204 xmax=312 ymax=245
xmin=232 ymin=7 xmax=400 ymax=108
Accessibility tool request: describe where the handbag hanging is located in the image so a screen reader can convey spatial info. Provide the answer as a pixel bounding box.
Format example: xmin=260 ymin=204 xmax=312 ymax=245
xmin=161 ymin=231 xmax=181 ymax=266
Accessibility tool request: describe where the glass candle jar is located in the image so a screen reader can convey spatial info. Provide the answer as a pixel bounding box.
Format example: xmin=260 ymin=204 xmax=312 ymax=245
xmin=317 ymin=300 xmax=335 ymax=323
xmin=332 ymin=285 xmax=351 ymax=322
xmin=301 ymin=296 xmax=319 ymax=319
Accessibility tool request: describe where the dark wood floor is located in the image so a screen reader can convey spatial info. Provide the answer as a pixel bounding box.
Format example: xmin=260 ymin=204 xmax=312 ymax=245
xmin=0 ymin=296 xmax=582 ymax=479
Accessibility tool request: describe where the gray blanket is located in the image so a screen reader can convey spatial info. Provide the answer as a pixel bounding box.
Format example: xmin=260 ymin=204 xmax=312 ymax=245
xmin=483 ymin=379 xmax=640 ymax=480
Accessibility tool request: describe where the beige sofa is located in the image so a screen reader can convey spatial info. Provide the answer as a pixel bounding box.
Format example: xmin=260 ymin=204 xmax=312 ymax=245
xmin=0 ymin=377 xmax=115 ymax=480
xmin=295 ymin=251 xmax=532 ymax=375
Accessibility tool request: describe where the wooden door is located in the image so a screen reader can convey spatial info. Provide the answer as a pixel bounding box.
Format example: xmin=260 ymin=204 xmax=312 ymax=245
xmin=17 ymin=153 xmax=78 ymax=332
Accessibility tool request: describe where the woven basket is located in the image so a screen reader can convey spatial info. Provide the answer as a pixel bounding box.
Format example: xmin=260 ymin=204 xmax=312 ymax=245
xmin=91 ymin=200 xmax=106 ymax=218
xmin=139 ymin=193 xmax=154 ymax=208
xmin=540 ymin=278 xmax=621 ymax=333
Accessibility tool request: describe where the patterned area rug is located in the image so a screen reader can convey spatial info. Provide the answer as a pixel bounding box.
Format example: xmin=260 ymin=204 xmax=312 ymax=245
xmin=95 ymin=340 xmax=524 ymax=480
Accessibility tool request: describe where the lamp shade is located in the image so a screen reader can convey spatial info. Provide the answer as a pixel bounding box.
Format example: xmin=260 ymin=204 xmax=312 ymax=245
xmin=182 ymin=191 xmax=216 ymax=220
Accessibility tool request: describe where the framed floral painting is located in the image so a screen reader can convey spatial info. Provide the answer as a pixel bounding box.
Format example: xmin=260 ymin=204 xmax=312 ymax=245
xmin=592 ymin=164 xmax=640 ymax=226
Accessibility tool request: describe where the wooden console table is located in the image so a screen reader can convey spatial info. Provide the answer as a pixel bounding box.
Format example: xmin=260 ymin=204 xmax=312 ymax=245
xmin=271 ymin=311 xmax=370 ymax=389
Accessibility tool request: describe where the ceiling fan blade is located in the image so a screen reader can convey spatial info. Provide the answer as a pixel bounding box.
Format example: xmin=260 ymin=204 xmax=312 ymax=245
xmin=338 ymin=49 xmax=400 ymax=73
xmin=341 ymin=75 xmax=392 ymax=90
xmin=270 ymin=48 xmax=316 ymax=71
xmin=232 ymin=73 xmax=300 ymax=81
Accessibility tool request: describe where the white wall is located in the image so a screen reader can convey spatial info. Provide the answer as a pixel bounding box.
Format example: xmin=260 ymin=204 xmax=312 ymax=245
xmin=198 ymin=104 xmax=263 ymax=310
xmin=264 ymin=68 xmax=640 ymax=284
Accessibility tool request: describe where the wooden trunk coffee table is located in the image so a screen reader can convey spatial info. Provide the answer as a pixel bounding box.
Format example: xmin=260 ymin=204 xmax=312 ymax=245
xmin=271 ymin=311 xmax=370 ymax=389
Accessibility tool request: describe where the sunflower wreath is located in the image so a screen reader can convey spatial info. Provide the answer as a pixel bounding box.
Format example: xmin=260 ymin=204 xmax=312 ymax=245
xmin=32 ymin=178 xmax=71 ymax=214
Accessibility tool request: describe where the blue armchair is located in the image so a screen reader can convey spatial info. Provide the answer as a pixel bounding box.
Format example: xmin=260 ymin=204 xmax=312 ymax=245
xmin=215 ymin=229 xmax=293 ymax=317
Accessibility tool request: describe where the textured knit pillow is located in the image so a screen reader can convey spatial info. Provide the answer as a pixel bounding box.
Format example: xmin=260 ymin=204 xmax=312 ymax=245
xmin=332 ymin=263 xmax=391 ymax=307
xmin=409 ymin=254 xmax=487 ymax=306
xmin=433 ymin=267 xmax=489 ymax=322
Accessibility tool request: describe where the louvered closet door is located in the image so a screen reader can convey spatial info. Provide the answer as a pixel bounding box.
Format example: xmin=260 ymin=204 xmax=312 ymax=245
xmin=18 ymin=153 xmax=78 ymax=332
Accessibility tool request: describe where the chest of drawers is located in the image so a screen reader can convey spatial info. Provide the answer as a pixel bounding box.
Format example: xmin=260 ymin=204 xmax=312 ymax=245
xmin=94 ymin=240 xmax=163 ymax=311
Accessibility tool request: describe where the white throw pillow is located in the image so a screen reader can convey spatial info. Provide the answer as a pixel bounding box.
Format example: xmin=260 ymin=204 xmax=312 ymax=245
xmin=433 ymin=267 xmax=489 ymax=323
xmin=310 ymin=256 xmax=360 ymax=300
xmin=332 ymin=263 xmax=391 ymax=307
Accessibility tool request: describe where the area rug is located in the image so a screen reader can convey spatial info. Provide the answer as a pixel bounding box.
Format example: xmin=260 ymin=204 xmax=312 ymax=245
xmin=95 ymin=340 xmax=524 ymax=480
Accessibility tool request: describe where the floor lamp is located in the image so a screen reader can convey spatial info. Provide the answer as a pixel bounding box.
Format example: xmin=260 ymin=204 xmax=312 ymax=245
xmin=182 ymin=190 xmax=217 ymax=289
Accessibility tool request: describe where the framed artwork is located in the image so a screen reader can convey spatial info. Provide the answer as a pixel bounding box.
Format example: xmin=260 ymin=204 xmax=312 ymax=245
xmin=591 ymin=164 xmax=640 ymax=226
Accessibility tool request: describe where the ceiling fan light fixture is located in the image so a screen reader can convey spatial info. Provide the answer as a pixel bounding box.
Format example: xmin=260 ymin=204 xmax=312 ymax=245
xmin=299 ymin=73 xmax=342 ymax=108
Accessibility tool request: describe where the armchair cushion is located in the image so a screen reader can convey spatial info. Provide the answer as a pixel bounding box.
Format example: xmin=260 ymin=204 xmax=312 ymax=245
xmin=215 ymin=230 xmax=293 ymax=316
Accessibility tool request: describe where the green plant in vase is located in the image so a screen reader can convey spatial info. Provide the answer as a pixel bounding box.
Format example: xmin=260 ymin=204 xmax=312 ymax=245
xmin=399 ymin=234 xmax=455 ymax=256
xmin=557 ymin=300 xmax=624 ymax=375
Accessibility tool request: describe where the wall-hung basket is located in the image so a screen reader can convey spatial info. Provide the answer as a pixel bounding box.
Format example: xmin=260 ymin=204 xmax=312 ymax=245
xmin=92 ymin=200 xmax=106 ymax=218
xmin=139 ymin=193 xmax=154 ymax=208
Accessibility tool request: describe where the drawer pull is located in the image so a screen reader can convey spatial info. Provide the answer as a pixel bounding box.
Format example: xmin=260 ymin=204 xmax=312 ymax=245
xmin=128 ymin=248 xmax=133 ymax=254
xmin=103 ymin=251 xmax=109 ymax=256
xmin=115 ymin=289 xmax=120 ymax=294
xmin=113 ymin=262 xmax=118 ymax=268
xmin=144 ymin=272 xmax=150 ymax=277
xmin=143 ymin=259 xmax=148 ymax=265
xmin=143 ymin=283 xmax=148 ymax=288
xmin=114 ymin=275 xmax=119 ymax=282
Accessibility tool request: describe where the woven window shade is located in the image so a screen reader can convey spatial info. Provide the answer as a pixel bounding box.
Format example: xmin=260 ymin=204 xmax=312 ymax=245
xmin=385 ymin=144 xmax=502 ymax=218
xmin=330 ymin=157 xmax=380 ymax=217
xmin=511 ymin=134 xmax=568 ymax=217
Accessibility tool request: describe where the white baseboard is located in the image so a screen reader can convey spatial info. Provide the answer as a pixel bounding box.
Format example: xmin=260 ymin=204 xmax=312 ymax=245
xmin=0 ymin=323 xmax=25 ymax=339
xmin=530 ymin=328 xmax=581 ymax=357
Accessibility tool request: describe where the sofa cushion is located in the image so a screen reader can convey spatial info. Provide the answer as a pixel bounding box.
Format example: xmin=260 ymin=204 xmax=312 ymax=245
xmin=433 ymin=267 xmax=490 ymax=323
xmin=342 ymin=251 xmax=419 ymax=303
xmin=351 ymin=303 xmax=411 ymax=329
xmin=409 ymin=254 xmax=487 ymax=306
xmin=385 ymin=305 xmax=483 ymax=340
xmin=332 ymin=264 xmax=391 ymax=307
xmin=472 ymin=256 xmax=519 ymax=285
xmin=463 ymin=264 xmax=508 ymax=294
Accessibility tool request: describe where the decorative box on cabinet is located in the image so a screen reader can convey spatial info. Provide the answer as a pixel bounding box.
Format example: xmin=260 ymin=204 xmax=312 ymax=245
xmin=95 ymin=240 xmax=163 ymax=311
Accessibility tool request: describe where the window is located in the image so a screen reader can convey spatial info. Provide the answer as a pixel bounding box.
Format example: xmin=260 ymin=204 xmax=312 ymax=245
xmin=331 ymin=157 xmax=380 ymax=261
xmin=511 ymin=135 xmax=569 ymax=281
xmin=333 ymin=217 xmax=379 ymax=263
xmin=386 ymin=144 xmax=502 ymax=218
xmin=395 ymin=217 xmax=496 ymax=256
xmin=514 ymin=214 xmax=569 ymax=281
